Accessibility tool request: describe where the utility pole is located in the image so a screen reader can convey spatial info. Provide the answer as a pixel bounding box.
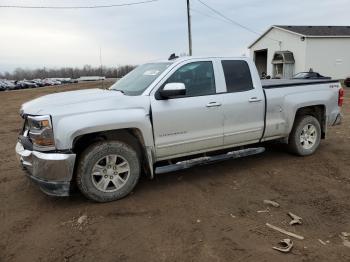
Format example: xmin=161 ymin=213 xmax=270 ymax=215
xmin=186 ymin=0 xmax=192 ymax=56
xmin=99 ymin=47 xmax=104 ymax=88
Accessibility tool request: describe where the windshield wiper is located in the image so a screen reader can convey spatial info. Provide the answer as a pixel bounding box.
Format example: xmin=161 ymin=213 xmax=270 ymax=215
xmin=109 ymin=89 xmax=125 ymax=94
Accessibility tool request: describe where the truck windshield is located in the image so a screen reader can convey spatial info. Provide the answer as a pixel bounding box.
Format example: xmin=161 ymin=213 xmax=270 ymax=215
xmin=109 ymin=62 xmax=172 ymax=95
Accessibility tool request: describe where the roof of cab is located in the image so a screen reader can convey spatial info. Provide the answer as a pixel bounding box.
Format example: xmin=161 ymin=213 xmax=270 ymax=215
xmin=151 ymin=56 xmax=249 ymax=63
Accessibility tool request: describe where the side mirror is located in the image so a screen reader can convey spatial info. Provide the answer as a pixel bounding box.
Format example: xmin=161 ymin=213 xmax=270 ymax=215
xmin=159 ymin=83 xmax=186 ymax=99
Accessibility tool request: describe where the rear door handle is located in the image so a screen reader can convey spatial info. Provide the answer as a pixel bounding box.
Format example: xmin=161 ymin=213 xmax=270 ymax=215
xmin=206 ymin=101 xmax=222 ymax=108
xmin=248 ymin=97 xmax=262 ymax=103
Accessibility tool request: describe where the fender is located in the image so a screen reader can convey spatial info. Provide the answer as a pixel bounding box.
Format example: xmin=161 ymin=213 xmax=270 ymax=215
xmin=54 ymin=108 xmax=156 ymax=178
xmin=54 ymin=108 xmax=155 ymax=153
xmin=283 ymin=89 xmax=335 ymax=134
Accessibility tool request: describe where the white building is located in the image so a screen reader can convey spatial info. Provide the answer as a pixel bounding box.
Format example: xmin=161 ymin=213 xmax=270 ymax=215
xmin=249 ymin=26 xmax=350 ymax=79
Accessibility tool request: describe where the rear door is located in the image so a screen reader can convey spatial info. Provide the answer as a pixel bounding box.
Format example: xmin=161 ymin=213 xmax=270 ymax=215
xmin=219 ymin=59 xmax=265 ymax=146
xmin=150 ymin=60 xmax=225 ymax=160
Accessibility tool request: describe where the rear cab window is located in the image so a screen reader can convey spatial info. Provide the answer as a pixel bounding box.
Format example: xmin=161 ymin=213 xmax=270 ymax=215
xmin=221 ymin=60 xmax=254 ymax=93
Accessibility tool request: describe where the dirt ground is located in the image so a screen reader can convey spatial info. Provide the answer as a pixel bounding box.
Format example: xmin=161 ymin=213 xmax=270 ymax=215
xmin=0 ymin=81 xmax=349 ymax=262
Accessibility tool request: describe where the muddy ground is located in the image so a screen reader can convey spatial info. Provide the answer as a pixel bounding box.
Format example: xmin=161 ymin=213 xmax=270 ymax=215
xmin=0 ymin=81 xmax=349 ymax=262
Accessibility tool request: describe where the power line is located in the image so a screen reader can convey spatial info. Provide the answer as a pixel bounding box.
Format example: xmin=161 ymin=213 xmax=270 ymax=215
xmin=196 ymin=0 xmax=280 ymax=43
xmin=196 ymin=0 xmax=260 ymax=35
xmin=190 ymin=8 xmax=236 ymax=25
xmin=191 ymin=7 xmax=280 ymax=42
xmin=0 ymin=0 xmax=159 ymax=9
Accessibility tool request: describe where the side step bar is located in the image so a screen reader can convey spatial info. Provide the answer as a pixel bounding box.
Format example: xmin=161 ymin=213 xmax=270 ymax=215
xmin=155 ymin=147 xmax=265 ymax=175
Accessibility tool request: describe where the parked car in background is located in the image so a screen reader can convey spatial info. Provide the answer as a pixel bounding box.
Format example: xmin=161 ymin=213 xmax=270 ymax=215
xmin=16 ymin=80 xmax=38 ymax=89
xmin=293 ymin=72 xmax=331 ymax=80
xmin=53 ymin=78 xmax=72 ymax=84
xmin=32 ymin=79 xmax=45 ymax=87
xmin=49 ymin=79 xmax=62 ymax=85
xmin=9 ymin=80 xmax=20 ymax=90
xmin=23 ymin=80 xmax=38 ymax=88
xmin=344 ymin=77 xmax=350 ymax=87
xmin=42 ymin=79 xmax=56 ymax=86
xmin=0 ymin=80 xmax=16 ymax=91
xmin=27 ymin=80 xmax=38 ymax=88
xmin=16 ymin=81 xmax=27 ymax=89
xmin=6 ymin=80 xmax=16 ymax=90
xmin=0 ymin=80 xmax=7 ymax=91
xmin=0 ymin=77 xmax=79 ymax=91
xmin=14 ymin=81 xmax=22 ymax=89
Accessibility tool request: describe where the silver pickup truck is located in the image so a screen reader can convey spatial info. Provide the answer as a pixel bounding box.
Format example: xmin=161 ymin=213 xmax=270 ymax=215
xmin=16 ymin=56 xmax=343 ymax=202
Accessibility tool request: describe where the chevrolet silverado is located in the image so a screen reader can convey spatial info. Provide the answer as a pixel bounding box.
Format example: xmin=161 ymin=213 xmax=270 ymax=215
xmin=16 ymin=56 xmax=343 ymax=202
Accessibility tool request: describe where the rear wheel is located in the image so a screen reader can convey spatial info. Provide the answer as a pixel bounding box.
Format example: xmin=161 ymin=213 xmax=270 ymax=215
xmin=76 ymin=141 xmax=140 ymax=202
xmin=288 ymin=115 xmax=321 ymax=156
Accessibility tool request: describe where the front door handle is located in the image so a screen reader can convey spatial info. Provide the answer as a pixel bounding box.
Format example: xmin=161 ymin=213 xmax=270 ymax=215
xmin=248 ymin=97 xmax=262 ymax=103
xmin=206 ymin=101 xmax=222 ymax=108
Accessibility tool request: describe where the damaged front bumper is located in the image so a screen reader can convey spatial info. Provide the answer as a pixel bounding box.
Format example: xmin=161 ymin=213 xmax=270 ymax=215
xmin=15 ymin=142 xmax=76 ymax=196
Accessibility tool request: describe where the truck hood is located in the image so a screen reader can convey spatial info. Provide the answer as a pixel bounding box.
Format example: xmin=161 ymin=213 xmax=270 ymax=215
xmin=21 ymin=88 xmax=150 ymax=116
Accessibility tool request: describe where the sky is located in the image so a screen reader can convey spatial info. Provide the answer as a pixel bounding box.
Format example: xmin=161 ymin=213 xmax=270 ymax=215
xmin=0 ymin=0 xmax=349 ymax=73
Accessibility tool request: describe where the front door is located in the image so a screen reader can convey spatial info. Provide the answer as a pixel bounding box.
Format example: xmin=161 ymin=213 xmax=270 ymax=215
xmin=150 ymin=60 xmax=224 ymax=160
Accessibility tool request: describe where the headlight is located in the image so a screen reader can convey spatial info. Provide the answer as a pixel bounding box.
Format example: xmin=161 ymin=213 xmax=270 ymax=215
xmin=27 ymin=115 xmax=55 ymax=151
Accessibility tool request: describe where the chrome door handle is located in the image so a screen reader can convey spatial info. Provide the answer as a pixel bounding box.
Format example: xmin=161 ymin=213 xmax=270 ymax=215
xmin=248 ymin=97 xmax=262 ymax=103
xmin=206 ymin=102 xmax=222 ymax=108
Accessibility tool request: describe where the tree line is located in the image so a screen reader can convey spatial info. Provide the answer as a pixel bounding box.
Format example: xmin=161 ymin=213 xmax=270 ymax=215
xmin=0 ymin=65 xmax=136 ymax=80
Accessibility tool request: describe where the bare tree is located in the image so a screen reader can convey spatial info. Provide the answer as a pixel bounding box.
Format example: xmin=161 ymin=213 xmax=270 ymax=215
xmin=1 ymin=65 xmax=136 ymax=80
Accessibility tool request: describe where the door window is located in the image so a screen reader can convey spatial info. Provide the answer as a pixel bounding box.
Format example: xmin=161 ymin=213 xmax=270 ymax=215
xmin=164 ymin=61 xmax=216 ymax=97
xmin=221 ymin=60 xmax=254 ymax=92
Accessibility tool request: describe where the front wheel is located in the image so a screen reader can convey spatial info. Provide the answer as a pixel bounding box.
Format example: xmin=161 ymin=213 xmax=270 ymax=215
xmin=76 ymin=141 xmax=141 ymax=202
xmin=288 ymin=115 xmax=321 ymax=156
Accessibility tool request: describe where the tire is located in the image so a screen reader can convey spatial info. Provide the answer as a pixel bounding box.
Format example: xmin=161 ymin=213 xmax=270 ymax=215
xmin=288 ymin=115 xmax=321 ymax=156
xmin=76 ymin=140 xmax=141 ymax=202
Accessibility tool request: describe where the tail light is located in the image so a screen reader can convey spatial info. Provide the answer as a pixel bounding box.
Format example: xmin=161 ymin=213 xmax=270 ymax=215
xmin=338 ymin=87 xmax=344 ymax=107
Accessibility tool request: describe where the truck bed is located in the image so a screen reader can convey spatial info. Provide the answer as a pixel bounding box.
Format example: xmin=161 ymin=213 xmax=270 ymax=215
xmin=262 ymin=79 xmax=338 ymax=89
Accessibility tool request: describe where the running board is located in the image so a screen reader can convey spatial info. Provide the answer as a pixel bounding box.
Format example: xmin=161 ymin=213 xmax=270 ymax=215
xmin=155 ymin=147 xmax=265 ymax=175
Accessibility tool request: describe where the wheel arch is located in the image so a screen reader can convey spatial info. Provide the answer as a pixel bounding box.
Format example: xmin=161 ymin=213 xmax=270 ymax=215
xmin=293 ymin=105 xmax=326 ymax=139
xmin=72 ymin=128 xmax=154 ymax=178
